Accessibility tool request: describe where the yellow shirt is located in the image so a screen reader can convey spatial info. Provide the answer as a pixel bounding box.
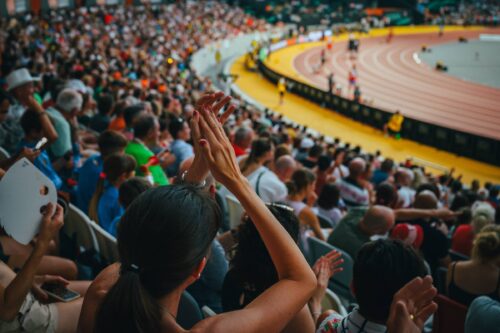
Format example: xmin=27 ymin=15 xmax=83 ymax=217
xmin=388 ymin=114 xmax=404 ymax=132
xmin=278 ymin=81 xmax=286 ymax=93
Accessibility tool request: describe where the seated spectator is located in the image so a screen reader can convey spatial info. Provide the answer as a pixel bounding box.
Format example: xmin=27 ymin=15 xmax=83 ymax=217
xmin=77 ymin=103 xmax=316 ymax=333
xmin=299 ymin=144 xmax=323 ymax=169
xmin=19 ymin=102 xmax=61 ymax=189
xmin=395 ymin=168 xmax=416 ymax=208
xmin=314 ymin=155 xmax=333 ymax=195
xmin=273 ymin=154 xmax=296 ymax=184
xmin=0 ymin=90 xmax=25 ymax=155
xmin=108 ymin=177 xmax=152 ymax=236
xmin=465 ymin=296 xmax=500 ymax=333
xmin=0 ymin=204 xmax=89 ymax=332
xmin=371 ymin=158 xmax=394 ymax=185
xmin=76 ymin=130 xmax=128 ymax=214
xmin=447 ymin=225 xmax=500 ymax=306
xmin=313 ymin=183 xmax=344 ymax=228
xmin=452 ymin=211 xmax=491 ymax=257
xmin=286 ymin=168 xmax=325 ymax=243
xmin=46 ymin=88 xmax=82 ymax=161
xmin=317 ymin=239 xmax=433 ymax=332
xmin=125 ymin=114 xmax=169 ymax=186
xmin=122 ymin=104 xmax=147 ymax=140
xmin=167 ymin=116 xmax=194 ymax=177
xmin=88 ymin=153 xmax=136 ymax=232
xmin=336 ymin=157 xmax=369 ymax=207
xmin=408 ymin=190 xmax=451 ymax=273
xmin=89 ymin=94 xmax=114 ymax=133
xmin=231 ymin=126 xmax=254 ymax=157
xmin=327 ymin=206 xmax=395 ymax=258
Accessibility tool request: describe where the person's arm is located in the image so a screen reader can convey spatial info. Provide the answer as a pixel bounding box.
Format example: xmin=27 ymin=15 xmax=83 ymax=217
xmin=26 ymin=96 xmax=58 ymax=145
xmin=191 ymin=105 xmax=317 ymax=333
xmin=0 ymin=203 xmax=63 ymax=321
xmin=300 ymin=208 xmax=326 ymax=241
xmin=394 ymin=208 xmax=457 ymax=221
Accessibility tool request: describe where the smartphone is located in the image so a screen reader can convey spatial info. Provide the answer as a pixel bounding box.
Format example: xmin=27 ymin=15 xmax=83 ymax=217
xmin=34 ymin=137 xmax=48 ymax=151
xmin=41 ymin=283 xmax=80 ymax=302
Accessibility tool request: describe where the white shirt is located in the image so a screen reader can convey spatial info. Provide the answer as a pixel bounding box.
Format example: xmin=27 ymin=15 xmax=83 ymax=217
xmin=398 ymin=186 xmax=416 ymax=208
xmin=247 ymin=166 xmax=287 ymax=203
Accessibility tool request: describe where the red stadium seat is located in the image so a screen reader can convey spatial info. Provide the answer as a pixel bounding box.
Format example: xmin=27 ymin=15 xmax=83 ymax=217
xmin=433 ymin=294 xmax=468 ymax=333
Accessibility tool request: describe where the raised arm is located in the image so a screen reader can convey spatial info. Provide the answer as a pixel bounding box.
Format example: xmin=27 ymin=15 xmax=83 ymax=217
xmin=192 ymin=106 xmax=317 ymax=333
xmin=26 ymin=96 xmax=58 ymax=146
xmin=394 ymin=208 xmax=457 ymax=221
xmin=0 ymin=203 xmax=63 ymax=321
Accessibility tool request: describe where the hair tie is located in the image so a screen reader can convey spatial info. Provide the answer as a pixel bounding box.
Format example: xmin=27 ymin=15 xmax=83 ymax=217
xmin=124 ymin=263 xmax=140 ymax=274
xmin=99 ymin=172 xmax=107 ymax=180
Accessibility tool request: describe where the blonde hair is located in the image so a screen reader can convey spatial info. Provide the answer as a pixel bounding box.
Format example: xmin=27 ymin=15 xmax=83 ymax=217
xmin=472 ymin=228 xmax=500 ymax=261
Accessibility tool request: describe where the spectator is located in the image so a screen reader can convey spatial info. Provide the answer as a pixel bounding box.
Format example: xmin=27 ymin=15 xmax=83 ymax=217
xmin=0 ymin=90 xmax=24 ymax=155
xmin=372 ymin=158 xmax=394 ymax=185
xmin=299 ymin=144 xmax=323 ymax=169
xmin=317 ymin=239 xmax=431 ymax=332
xmin=167 ymin=116 xmax=194 ymax=177
xmin=76 ymin=130 xmax=128 ymax=214
xmin=314 ymin=155 xmax=333 ymax=195
xmin=465 ymin=296 xmax=500 ymax=333
xmin=395 ymin=168 xmax=416 ymax=208
xmin=5 ymin=68 xmax=38 ymax=119
xmin=452 ymin=212 xmax=491 ymax=257
xmin=447 ymin=225 xmax=500 ymax=306
xmin=122 ymin=104 xmax=147 ymax=141
xmin=78 ymin=103 xmax=316 ymax=333
xmin=89 ymin=94 xmax=114 ymax=133
xmin=336 ymin=157 xmax=370 ymax=207
xmin=88 ymin=153 xmax=136 ymax=232
xmin=232 ymin=126 xmax=254 ymax=157
xmin=314 ymin=183 xmax=344 ymax=228
xmin=125 ymin=114 xmax=169 ymax=186
xmin=327 ymin=206 xmax=395 ymax=258
xmin=273 ymin=154 xmax=296 ymax=183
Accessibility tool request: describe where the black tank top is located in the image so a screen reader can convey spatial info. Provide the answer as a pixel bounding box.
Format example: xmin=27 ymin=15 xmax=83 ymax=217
xmin=448 ymin=262 xmax=500 ymax=306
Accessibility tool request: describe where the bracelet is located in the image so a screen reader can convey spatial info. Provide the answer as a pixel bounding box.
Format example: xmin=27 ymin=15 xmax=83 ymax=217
xmin=180 ymin=170 xmax=207 ymax=188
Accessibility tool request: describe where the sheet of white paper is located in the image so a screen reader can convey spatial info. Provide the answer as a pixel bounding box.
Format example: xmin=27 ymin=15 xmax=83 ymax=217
xmin=0 ymin=158 xmax=57 ymax=244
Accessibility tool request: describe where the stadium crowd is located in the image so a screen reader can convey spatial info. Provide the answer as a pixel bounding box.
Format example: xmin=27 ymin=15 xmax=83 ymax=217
xmin=0 ymin=2 xmax=499 ymax=333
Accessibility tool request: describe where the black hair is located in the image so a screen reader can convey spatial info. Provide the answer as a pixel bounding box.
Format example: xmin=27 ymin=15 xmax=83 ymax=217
xmin=168 ymin=116 xmax=186 ymax=139
xmin=286 ymin=168 xmax=316 ymax=196
xmin=98 ymin=130 xmax=128 ymax=158
xmin=353 ymin=239 xmax=426 ymax=323
xmin=123 ymin=104 xmax=146 ymax=128
xmin=97 ymin=94 xmax=115 ymax=116
xmin=450 ymin=193 xmax=470 ymax=212
xmin=380 ymin=158 xmax=394 ymax=173
xmin=0 ymin=90 xmax=13 ymax=106
xmin=133 ymin=114 xmax=156 ymax=139
xmin=308 ymin=145 xmax=323 ymax=158
xmin=20 ymin=110 xmax=42 ymax=135
xmin=241 ymin=138 xmax=273 ymax=174
xmin=119 ymin=177 xmax=152 ymax=208
xmin=228 ymin=204 xmax=299 ymax=299
xmin=375 ymin=182 xmax=398 ymax=207
xmin=317 ymin=183 xmax=340 ymax=210
xmin=317 ymin=155 xmax=332 ymax=172
xmin=94 ymin=185 xmax=220 ymax=332
xmin=416 ymin=183 xmax=440 ymax=200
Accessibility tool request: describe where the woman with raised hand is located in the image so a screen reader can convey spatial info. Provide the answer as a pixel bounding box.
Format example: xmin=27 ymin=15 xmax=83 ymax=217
xmin=78 ymin=93 xmax=317 ymax=333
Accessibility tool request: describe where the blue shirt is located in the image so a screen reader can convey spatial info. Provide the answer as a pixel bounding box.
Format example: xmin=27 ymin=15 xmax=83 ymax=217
xmin=76 ymin=154 xmax=102 ymax=214
xmin=167 ymin=139 xmax=194 ymax=177
xmin=465 ymin=296 xmax=500 ymax=333
xmin=109 ymin=214 xmax=122 ymax=238
xmin=371 ymin=169 xmax=389 ymax=185
xmin=19 ymin=140 xmax=63 ymax=190
xmin=98 ymin=184 xmax=123 ymax=234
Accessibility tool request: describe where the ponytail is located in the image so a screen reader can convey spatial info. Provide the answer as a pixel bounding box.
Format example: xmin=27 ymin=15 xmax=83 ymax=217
xmin=241 ymin=138 xmax=273 ymax=174
xmin=287 ymin=168 xmax=316 ymax=196
xmin=89 ymin=177 xmax=106 ymax=223
xmin=94 ymin=266 xmax=161 ymax=333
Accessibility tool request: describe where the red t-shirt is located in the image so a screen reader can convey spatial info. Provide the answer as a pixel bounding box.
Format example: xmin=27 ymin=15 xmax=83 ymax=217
xmin=452 ymin=224 xmax=474 ymax=257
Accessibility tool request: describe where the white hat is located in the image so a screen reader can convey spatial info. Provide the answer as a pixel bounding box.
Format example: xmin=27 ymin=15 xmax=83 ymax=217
xmin=300 ymin=137 xmax=315 ymax=149
xmin=6 ymin=68 xmax=39 ymax=91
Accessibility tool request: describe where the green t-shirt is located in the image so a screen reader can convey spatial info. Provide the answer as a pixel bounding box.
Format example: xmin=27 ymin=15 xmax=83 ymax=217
xmin=125 ymin=141 xmax=169 ymax=186
xmin=327 ymin=207 xmax=370 ymax=259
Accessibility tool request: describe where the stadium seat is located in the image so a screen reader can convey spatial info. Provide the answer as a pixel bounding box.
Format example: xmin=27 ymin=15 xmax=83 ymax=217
xmin=449 ymin=250 xmax=469 ymax=261
xmin=307 ymin=237 xmax=355 ymax=303
xmin=201 ymin=305 xmax=217 ymax=318
xmin=0 ymin=147 xmax=10 ymax=162
xmin=63 ymin=204 xmax=98 ymax=253
xmin=316 ymin=213 xmax=334 ymax=228
xmin=226 ymin=195 xmax=244 ymax=230
xmin=88 ymin=221 xmax=120 ymax=264
xmin=433 ymin=294 xmax=467 ymax=333
xmin=178 ymin=291 xmax=204 ymax=329
xmin=434 ymin=266 xmax=449 ymax=294
xmin=322 ymin=288 xmax=348 ymax=316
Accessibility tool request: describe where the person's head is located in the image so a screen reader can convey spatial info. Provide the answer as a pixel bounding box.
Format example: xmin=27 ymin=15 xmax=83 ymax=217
xmin=317 ymin=183 xmax=340 ymax=210
xmin=450 ymin=193 xmax=470 ymax=212
xmin=472 ymin=201 xmax=496 ymax=224
xmin=6 ymin=68 xmax=35 ymax=100
xmin=94 ymin=185 xmax=220 ymax=332
xmin=380 ymin=158 xmax=394 ymax=174
xmin=375 ymin=182 xmax=398 ymax=208
xmin=88 ymin=153 xmax=136 ymax=223
xmin=98 ymin=130 xmax=128 ymax=158
xmin=471 ymin=179 xmax=480 ymax=192
xmin=413 ymin=190 xmax=438 ymax=210
xmin=471 ymin=228 xmax=500 ymax=264
xmin=353 ymin=239 xmax=426 ymax=323
xmin=286 ymin=168 xmax=316 ymax=198
xmin=359 ymin=206 xmax=395 ymax=236
xmin=274 ymin=144 xmax=291 ymax=161
xmin=394 ymin=168 xmax=414 ymax=187
xmin=317 ymin=155 xmax=332 ymax=172
xmin=56 ymin=88 xmax=83 ymax=117
xmin=118 ymin=177 xmax=152 ymax=209
xmin=20 ymin=109 xmax=44 ymax=141
xmin=234 ymin=126 xmax=254 ymax=150
xmin=97 ymin=94 xmax=115 ymax=116
xmin=169 ymin=116 xmax=190 ymax=141
xmin=133 ymin=114 xmax=159 ymax=145
xmin=308 ymin=145 xmax=323 ymax=160
xmin=123 ymin=104 xmax=147 ymax=129
xmin=241 ymin=138 xmax=274 ymax=173
xmin=348 ymin=157 xmax=366 ymax=179
xmin=230 ymin=203 xmax=299 ymax=293
xmin=471 ymin=215 xmax=492 ymax=235
xmin=274 ymin=155 xmax=296 ymax=182
xmin=0 ymin=90 xmax=12 ymax=123
xmin=416 ymin=183 xmax=440 ymax=201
